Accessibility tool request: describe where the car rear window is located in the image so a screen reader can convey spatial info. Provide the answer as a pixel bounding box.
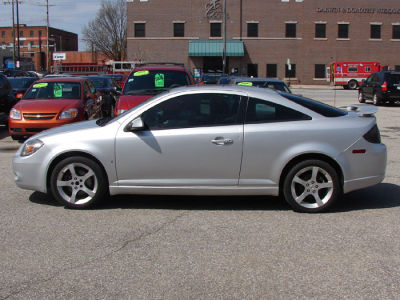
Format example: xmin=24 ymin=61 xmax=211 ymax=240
xmin=384 ymin=73 xmax=400 ymax=85
xmin=278 ymin=92 xmax=347 ymax=117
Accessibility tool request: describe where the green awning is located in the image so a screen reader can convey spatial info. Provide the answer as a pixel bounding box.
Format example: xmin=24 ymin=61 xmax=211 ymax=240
xmin=189 ymin=40 xmax=244 ymax=57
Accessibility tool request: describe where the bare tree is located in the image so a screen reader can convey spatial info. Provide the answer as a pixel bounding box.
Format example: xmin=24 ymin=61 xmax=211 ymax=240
xmin=82 ymin=0 xmax=126 ymax=61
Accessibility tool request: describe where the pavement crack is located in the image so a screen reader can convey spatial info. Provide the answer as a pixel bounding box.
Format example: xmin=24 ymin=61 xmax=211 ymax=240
xmin=1 ymin=211 xmax=188 ymax=299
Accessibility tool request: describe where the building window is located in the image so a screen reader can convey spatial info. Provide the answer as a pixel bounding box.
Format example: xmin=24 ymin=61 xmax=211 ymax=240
xmin=392 ymin=25 xmax=400 ymax=39
xmin=1 ymin=31 xmax=5 ymax=37
xmin=285 ymin=23 xmax=297 ymax=38
xmin=134 ymin=23 xmax=145 ymax=37
xmin=248 ymin=64 xmax=258 ymax=77
xmin=395 ymin=65 xmax=400 ymax=71
xmin=314 ymin=64 xmax=325 ymax=78
xmin=173 ymin=22 xmax=184 ymax=37
xmin=39 ymin=30 xmax=42 ymax=37
xmin=338 ymin=24 xmax=349 ymax=38
xmin=19 ymin=30 xmax=24 ymax=37
xmin=266 ymin=64 xmax=277 ymax=77
xmin=247 ymin=22 xmax=258 ymax=37
xmin=285 ymin=63 xmax=296 ymax=78
xmin=20 ymin=41 xmax=24 ymax=46
xmin=30 ymin=30 xmax=34 ymax=37
xmin=315 ymin=23 xmax=326 ymax=38
xmin=210 ymin=22 xmax=221 ymax=37
xmin=370 ymin=24 xmax=381 ymax=39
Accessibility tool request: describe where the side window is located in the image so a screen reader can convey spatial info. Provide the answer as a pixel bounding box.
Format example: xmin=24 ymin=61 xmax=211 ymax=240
xmin=246 ymin=97 xmax=311 ymax=124
xmin=366 ymin=75 xmax=373 ymax=83
xmin=141 ymin=93 xmax=242 ymax=130
xmin=89 ymin=81 xmax=96 ymax=94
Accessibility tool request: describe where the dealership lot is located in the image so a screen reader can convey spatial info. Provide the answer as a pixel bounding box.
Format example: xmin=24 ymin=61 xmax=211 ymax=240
xmin=1 ymin=88 xmax=400 ymax=298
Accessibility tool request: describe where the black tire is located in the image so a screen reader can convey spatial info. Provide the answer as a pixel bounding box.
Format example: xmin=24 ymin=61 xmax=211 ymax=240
xmin=283 ymin=159 xmax=342 ymax=213
xmin=50 ymin=156 xmax=108 ymax=209
xmin=358 ymin=91 xmax=365 ymax=103
xmin=373 ymin=93 xmax=380 ymax=106
xmin=348 ymin=80 xmax=358 ymax=90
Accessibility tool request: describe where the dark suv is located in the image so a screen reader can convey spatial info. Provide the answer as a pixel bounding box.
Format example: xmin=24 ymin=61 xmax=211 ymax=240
xmin=358 ymin=71 xmax=400 ymax=105
xmin=0 ymin=74 xmax=17 ymax=124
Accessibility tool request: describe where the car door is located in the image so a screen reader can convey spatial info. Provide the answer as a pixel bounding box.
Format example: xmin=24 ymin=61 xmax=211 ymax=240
xmin=239 ymin=97 xmax=312 ymax=188
xmin=115 ymin=92 xmax=245 ymax=187
xmin=364 ymin=74 xmax=379 ymax=99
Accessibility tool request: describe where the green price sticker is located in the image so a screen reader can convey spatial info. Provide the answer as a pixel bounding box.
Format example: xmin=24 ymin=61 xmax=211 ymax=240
xmin=238 ymin=82 xmax=253 ymax=86
xmin=134 ymin=70 xmax=150 ymax=76
xmin=155 ymin=73 xmax=165 ymax=87
xmin=53 ymin=84 xmax=63 ymax=98
xmin=33 ymin=83 xmax=48 ymax=88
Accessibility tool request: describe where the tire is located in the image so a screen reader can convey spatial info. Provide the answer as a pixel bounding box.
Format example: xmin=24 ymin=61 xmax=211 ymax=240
xmin=50 ymin=156 xmax=108 ymax=209
xmin=373 ymin=93 xmax=380 ymax=106
xmin=283 ymin=159 xmax=342 ymax=213
xmin=348 ymin=80 xmax=358 ymax=90
xmin=358 ymin=91 xmax=365 ymax=103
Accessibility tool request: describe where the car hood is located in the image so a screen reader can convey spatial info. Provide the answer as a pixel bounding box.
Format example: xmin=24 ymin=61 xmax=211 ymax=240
xmin=31 ymin=119 xmax=99 ymax=140
xmin=117 ymin=95 xmax=153 ymax=110
xmin=13 ymin=99 xmax=80 ymax=113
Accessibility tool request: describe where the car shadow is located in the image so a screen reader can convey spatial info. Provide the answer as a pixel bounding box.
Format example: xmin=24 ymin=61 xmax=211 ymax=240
xmin=29 ymin=183 xmax=400 ymax=213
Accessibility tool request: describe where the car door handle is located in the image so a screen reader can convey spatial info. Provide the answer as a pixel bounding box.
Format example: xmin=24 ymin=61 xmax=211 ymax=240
xmin=211 ymin=137 xmax=233 ymax=145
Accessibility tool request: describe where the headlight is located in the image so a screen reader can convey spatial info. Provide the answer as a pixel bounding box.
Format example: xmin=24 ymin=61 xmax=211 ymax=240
xmin=10 ymin=108 xmax=22 ymax=120
xmin=59 ymin=108 xmax=78 ymax=119
xmin=116 ymin=109 xmax=127 ymax=115
xmin=21 ymin=139 xmax=44 ymax=157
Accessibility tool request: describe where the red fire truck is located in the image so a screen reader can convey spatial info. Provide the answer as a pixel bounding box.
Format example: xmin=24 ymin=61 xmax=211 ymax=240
xmin=327 ymin=61 xmax=388 ymax=90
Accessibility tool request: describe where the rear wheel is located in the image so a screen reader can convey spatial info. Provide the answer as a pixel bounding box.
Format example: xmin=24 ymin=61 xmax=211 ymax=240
xmin=348 ymin=80 xmax=358 ymax=90
xmin=358 ymin=91 xmax=365 ymax=103
xmin=373 ymin=93 xmax=380 ymax=106
xmin=50 ymin=156 xmax=108 ymax=208
xmin=283 ymin=160 xmax=341 ymax=213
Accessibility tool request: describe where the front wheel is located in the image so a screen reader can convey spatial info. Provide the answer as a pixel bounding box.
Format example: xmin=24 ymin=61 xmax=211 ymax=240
xmin=50 ymin=156 xmax=108 ymax=208
xmin=283 ymin=160 xmax=342 ymax=213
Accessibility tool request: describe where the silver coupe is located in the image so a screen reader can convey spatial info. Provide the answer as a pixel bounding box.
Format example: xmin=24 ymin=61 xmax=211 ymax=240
xmin=13 ymin=86 xmax=387 ymax=213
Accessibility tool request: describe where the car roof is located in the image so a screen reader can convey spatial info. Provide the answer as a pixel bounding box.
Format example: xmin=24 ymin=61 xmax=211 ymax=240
xmin=134 ymin=65 xmax=188 ymax=72
xmin=36 ymin=77 xmax=85 ymax=83
xmin=232 ymin=77 xmax=285 ymax=83
xmin=167 ymin=84 xmax=280 ymax=97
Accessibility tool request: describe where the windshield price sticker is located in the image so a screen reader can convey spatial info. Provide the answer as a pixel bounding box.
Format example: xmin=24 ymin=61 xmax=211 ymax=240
xmin=134 ymin=70 xmax=150 ymax=77
xmin=33 ymin=83 xmax=48 ymax=88
xmin=155 ymin=73 xmax=165 ymax=87
xmin=238 ymin=82 xmax=253 ymax=86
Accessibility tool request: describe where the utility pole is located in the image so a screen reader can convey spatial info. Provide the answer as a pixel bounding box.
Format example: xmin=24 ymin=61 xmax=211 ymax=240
xmin=11 ymin=0 xmax=16 ymax=68
xmin=222 ymin=0 xmax=226 ymax=74
xmin=46 ymin=0 xmax=50 ymax=72
xmin=16 ymin=0 xmax=20 ymax=68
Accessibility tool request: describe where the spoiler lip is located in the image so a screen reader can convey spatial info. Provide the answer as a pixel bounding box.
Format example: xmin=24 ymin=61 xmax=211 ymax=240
xmin=339 ymin=104 xmax=378 ymax=117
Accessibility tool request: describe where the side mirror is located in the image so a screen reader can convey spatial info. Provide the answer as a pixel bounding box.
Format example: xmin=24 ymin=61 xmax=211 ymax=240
xmin=125 ymin=117 xmax=145 ymax=132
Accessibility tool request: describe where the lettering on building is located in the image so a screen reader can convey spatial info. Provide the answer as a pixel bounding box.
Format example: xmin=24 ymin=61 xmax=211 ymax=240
xmin=317 ymin=7 xmax=400 ymax=14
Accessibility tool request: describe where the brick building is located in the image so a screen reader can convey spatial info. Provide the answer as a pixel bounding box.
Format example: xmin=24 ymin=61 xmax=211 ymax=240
xmin=0 ymin=24 xmax=78 ymax=71
xmin=126 ymin=0 xmax=400 ymax=85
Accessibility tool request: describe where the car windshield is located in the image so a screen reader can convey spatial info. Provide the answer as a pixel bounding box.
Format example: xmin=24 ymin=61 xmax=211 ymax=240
xmin=24 ymin=82 xmax=81 ymax=100
xmin=88 ymin=77 xmax=109 ymax=88
xmin=123 ymin=70 xmax=190 ymax=95
xmin=8 ymin=78 xmax=35 ymax=89
xmin=278 ymin=92 xmax=347 ymax=117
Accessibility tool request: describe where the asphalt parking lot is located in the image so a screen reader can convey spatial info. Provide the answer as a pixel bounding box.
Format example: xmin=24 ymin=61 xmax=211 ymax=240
xmin=1 ymin=88 xmax=400 ymax=299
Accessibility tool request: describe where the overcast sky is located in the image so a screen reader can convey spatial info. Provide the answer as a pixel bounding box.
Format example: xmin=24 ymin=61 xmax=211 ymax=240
xmin=0 ymin=0 xmax=102 ymax=50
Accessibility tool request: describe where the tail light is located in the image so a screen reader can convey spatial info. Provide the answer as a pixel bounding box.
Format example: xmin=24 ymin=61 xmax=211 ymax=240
xmin=16 ymin=92 xmax=24 ymax=99
xmin=363 ymin=124 xmax=381 ymax=144
xmin=381 ymin=81 xmax=387 ymax=92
